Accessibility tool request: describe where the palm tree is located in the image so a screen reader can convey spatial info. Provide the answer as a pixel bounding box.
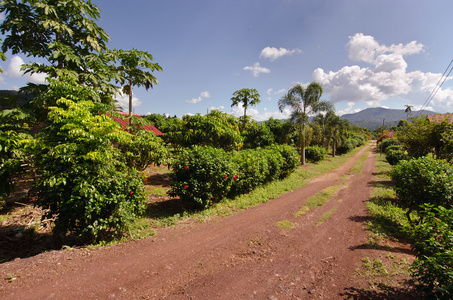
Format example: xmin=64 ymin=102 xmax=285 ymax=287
xmin=278 ymin=82 xmax=324 ymax=165
xmin=312 ymin=101 xmax=335 ymax=149
xmin=326 ymin=114 xmax=348 ymax=157
xmin=231 ymin=88 xmax=261 ymax=130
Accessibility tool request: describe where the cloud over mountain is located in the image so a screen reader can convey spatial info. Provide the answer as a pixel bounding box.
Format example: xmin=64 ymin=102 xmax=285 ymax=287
xmin=313 ymin=33 xmax=453 ymax=111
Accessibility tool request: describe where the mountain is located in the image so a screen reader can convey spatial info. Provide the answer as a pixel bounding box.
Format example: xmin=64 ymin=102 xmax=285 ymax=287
xmin=340 ymin=107 xmax=438 ymax=130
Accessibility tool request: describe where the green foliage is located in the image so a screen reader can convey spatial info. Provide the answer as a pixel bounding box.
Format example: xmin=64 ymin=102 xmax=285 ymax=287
xmin=390 ymin=157 xmax=453 ymax=223
xmin=278 ymin=82 xmax=325 ymax=164
xmin=109 ymin=48 xmax=162 ymax=114
xmin=168 ymin=146 xmax=235 ymax=208
xmin=407 ymin=205 xmax=453 ymax=298
xmin=168 ymin=144 xmax=299 ymax=208
xmin=230 ymin=88 xmax=261 ymax=128
xmin=263 ymin=118 xmax=295 ymax=145
xmin=305 ymin=145 xmax=326 ymax=163
xmin=32 ymin=98 xmax=146 ymax=240
xmin=179 ymin=112 xmax=242 ymax=151
xmin=119 ymin=129 xmax=170 ymax=171
xmin=380 ymin=138 xmax=400 ymax=153
xmin=0 ymin=0 xmax=117 ymax=96
xmin=0 ymin=108 xmax=33 ymax=198
xmin=242 ymin=121 xmax=274 ymax=148
xmin=385 ymin=149 xmax=407 ymax=166
xmin=385 ymin=144 xmax=404 ymax=154
xmin=399 ymin=117 xmax=433 ymax=158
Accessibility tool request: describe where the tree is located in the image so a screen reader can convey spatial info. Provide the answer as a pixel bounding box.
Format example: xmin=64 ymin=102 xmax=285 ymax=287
xmin=231 ymin=88 xmax=261 ymax=129
xmin=278 ymin=82 xmax=324 ymax=165
xmin=405 ymin=104 xmax=413 ymax=120
xmin=110 ymin=49 xmax=162 ymax=119
xmin=311 ymin=101 xmax=335 ymax=149
xmin=326 ymin=113 xmax=348 ymax=157
xmin=0 ymin=0 xmax=116 ymax=97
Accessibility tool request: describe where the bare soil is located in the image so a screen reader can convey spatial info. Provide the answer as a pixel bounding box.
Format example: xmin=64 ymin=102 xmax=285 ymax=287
xmin=0 ymin=143 xmax=417 ymax=299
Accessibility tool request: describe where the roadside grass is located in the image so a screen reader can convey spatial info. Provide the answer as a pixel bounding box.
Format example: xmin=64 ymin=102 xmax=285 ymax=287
xmin=127 ymin=145 xmax=368 ymax=241
xmin=350 ymin=148 xmax=369 ymax=174
xmin=317 ymin=208 xmax=337 ymax=225
xmin=364 ymin=154 xmax=412 ymax=241
xmin=352 ymin=147 xmax=417 ymax=297
xmin=276 ymin=220 xmax=295 ymax=229
xmin=356 ymin=254 xmax=411 ymax=290
xmin=295 ymin=183 xmax=347 ymax=218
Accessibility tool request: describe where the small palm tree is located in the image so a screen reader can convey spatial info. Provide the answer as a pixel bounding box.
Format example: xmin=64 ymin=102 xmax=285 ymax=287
xmin=278 ymin=82 xmax=324 ymax=165
xmin=231 ymin=88 xmax=261 ymax=130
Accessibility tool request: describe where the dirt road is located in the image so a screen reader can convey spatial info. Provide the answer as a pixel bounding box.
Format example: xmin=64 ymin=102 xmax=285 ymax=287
xmin=0 ymin=142 xmax=413 ymax=299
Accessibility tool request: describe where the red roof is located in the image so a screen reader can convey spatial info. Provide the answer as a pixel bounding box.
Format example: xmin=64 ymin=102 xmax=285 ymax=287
xmin=109 ymin=112 xmax=164 ymax=136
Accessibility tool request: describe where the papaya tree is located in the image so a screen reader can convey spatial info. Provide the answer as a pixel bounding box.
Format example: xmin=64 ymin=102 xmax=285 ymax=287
xmin=231 ymin=88 xmax=261 ymax=130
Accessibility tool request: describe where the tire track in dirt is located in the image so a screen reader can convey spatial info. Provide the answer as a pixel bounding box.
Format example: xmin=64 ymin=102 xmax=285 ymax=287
xmin=0 ymin=142 xmax=379 ymax=299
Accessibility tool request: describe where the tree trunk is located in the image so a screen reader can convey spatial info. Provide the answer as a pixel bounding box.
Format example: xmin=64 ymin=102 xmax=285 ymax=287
xmin=301 ymin=125 xmax=306 ymax=165
xmin=129 ymin=77 xmax=133 ymax=126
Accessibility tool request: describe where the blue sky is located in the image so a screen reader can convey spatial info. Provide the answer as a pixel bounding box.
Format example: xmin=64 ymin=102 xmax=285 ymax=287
xmin=1 ymin=0 xmax=453 ymax=120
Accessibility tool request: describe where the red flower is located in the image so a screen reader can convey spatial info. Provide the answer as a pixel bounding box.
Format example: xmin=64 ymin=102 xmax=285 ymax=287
xmin=233 ymin=175 xmax=237 ymax=180
xmin=184 ymin=185 xmax=188 ymax=189
xmin=224 ymin=174 xmax=228 ymax=178
xmin=184 ymin=166 xmax=188 ymax=170
xmin=130 ymin=191 xmax=133 ymax=195
xmin=144 ymin=178 xmax=148 ymax=183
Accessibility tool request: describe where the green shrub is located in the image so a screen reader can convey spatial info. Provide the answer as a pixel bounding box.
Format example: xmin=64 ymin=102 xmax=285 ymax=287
xmin=305 ymin=145 xmax=327 ymax=163
xmin=33 ymin=99 xmax=146 ymax=240
xmin=119 ymin=129 xmax=169 ymax=171
xmin=242 ymin=122 xmax=275 ymax=149
xmin=385 ymin=149 xmax=407 ymax=166
xmin=168 ymin=146 xmax=235 ymax=208
xmin=168 ymin=144 xmax=299 ymax=208
xmin=379 ymin=138 xmax=400 ymax=153
xmin=407 ymin=205 xmax=453 ymax=298
xmin=385 ymin=144 xmax=403 ymax=154
xmin=336 ymin=140 xmax=354 ymax=155
xmin=269 ymin=144 xmax=299 ymax=178
xmin=390 ymin=157 xmax=453 ymax=223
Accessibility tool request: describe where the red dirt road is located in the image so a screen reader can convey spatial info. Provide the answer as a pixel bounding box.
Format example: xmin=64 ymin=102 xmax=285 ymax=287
xmin=0 ymin=142 xmax=414 ymax=299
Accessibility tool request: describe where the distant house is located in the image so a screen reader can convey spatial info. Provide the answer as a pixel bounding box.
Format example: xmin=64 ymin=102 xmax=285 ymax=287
xmin=109 ymin=111 xmax=164 ymax=136
xmin=427 ymin=113 xmax=453 ymax=124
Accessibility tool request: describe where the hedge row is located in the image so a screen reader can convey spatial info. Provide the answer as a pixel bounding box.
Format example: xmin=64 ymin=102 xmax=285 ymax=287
xmin=168 ymin=144 xmax=299 ymax=208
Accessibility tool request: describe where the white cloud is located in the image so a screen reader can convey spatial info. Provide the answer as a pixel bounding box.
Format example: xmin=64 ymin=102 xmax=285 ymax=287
xmin=200 ymin=91 xmax=211 ymax=98
xmin=186 ymin=91 xmax=211 ymax=104
xmin=260 ymin=47 xmax=302 ymax=62
xmin=267 ymin=88 xmax=273 ymax=95
xmin=208 ymin=105 xmax=225 ymax=112
xmin=115 ymin=92 xmax=142 ymax=111
xmin=229 ymin=103 xmax=291 ymax=121
xmin=7 ymin=55 xmax=47 ymax=84
xmin=312 ymin=33 xmax=449 ymax=110
xmin=347 ymin=33 xmax=423 ymax=63
xmin=243 ymin=62 xmax=270 ymax=77
xmin=186 ymin=96 xmax=203 ymax=104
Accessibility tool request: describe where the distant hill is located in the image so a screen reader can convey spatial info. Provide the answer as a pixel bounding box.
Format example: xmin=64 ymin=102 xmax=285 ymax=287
xmin=340 ymin=107 xmax=438 ymax=130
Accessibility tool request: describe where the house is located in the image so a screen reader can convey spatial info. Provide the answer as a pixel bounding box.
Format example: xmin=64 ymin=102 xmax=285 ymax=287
xmin=109 ymin=111 xmax=164 ymax=136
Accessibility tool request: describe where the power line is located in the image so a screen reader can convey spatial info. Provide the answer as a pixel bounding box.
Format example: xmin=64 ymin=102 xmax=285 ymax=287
xmin=416 ymin=59 xmax=453 ymax=117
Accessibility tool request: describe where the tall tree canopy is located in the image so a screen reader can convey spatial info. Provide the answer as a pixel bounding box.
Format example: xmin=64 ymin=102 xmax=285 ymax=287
xmin=231 ymin=88 xmax=261 ymax=129
xmin=278 ymin=82 xmax=324 ymax=165
xmin=0 ymin=0 xmax=117 ymax=98
xmin=109 ymin=49 xmax=162 ymax=117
